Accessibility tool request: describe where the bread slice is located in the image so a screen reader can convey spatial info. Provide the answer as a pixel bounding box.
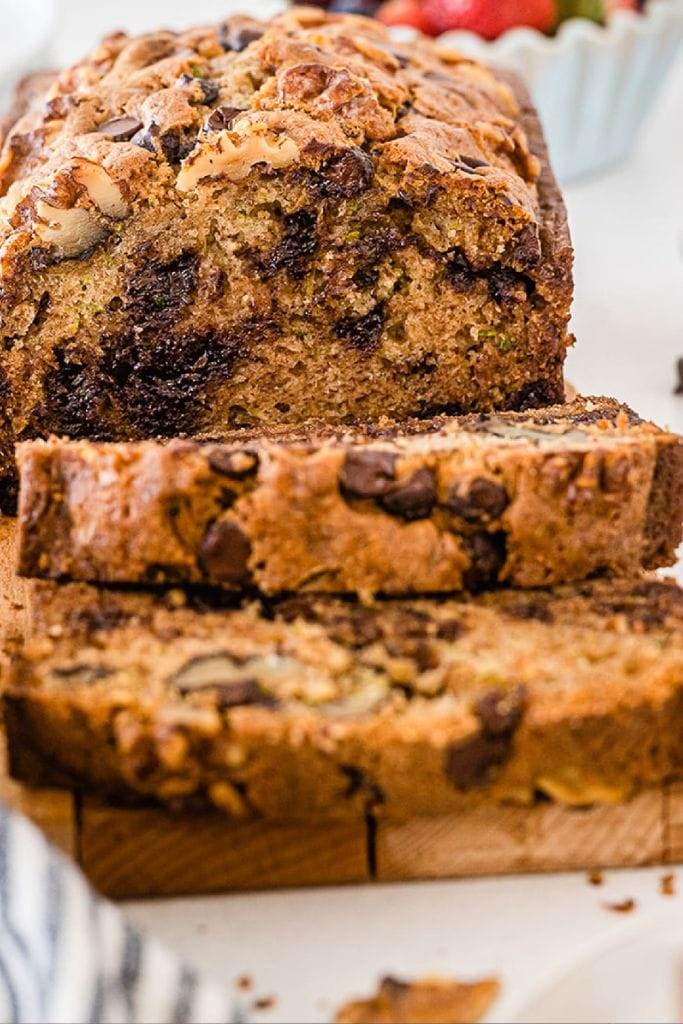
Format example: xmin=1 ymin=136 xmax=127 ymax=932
xmin=16 ymin=397 xmax=683 ymax=595
xmin=6 ymin=575 xmax=683 ymax=819
xmin=0 ymin=8 xmax=572 ymax=506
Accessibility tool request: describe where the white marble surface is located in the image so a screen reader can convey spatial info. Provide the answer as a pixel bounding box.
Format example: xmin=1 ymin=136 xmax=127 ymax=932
xmin=35 ymin=4 xmax=683 ymax=1020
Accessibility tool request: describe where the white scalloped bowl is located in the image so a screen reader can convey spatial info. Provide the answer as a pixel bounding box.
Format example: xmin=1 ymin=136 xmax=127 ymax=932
xmin=426 ymin=1 xmax=683 ymax=183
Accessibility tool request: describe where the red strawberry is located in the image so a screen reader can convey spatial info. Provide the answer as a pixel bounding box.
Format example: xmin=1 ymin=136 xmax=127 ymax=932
xmin=422 ymin=0 xmax=556 ymax=39
xmin=605 ymin=0 xmax=639 ymax=10
xmin=376 ymin=0 xmax=440 ymax=32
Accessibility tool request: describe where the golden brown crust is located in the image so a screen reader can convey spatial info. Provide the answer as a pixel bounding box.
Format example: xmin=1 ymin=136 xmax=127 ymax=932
xmin=0 ymin=71 xmax=58 ymax=150
xmin=0 ymin=9 xmax=572 ymax=505
xmin=16 ymin=398 xmax=683 ymax=595
xmin=6 ymin=575 xmax=683 ymax=819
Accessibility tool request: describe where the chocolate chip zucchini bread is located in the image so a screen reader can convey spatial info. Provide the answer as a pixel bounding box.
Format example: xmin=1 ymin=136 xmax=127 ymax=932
xmin=16 ymin=398 xmax=683 ymax=594
xmin=6 ymin=576 xmax=683 ymax=819
xmin=0 ymin=7 xmax=572 ymax=506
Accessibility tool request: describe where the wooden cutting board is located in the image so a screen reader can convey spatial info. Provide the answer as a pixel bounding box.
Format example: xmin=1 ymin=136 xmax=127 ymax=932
xmin=1 ymin=739 xmax=679 ymax=900
xmin=1 ymin=515 xmax=680 ymax=899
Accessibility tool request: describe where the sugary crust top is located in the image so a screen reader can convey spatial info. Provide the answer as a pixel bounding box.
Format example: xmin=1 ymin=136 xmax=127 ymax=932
xmin=0 ymin=7 xmax=545 ymax=277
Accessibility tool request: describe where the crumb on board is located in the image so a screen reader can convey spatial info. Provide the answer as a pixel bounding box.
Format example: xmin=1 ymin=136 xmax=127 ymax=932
xmin=334 ymin=974 xmax=500 ymax=1024
xmin=604 ymin=897 xmax=636 ymax=914
xmin=253 ymin=995 xmax=277 ymax=1011
xmin=235 ymin=974 xmax=253 ymax=991
xmin=660 ymin=872 xmax=676 ymax=897
xmin=587 ymin=869 xmax=604 ymax=886
xmin=675 ymin=357 xmax=683 ymax=395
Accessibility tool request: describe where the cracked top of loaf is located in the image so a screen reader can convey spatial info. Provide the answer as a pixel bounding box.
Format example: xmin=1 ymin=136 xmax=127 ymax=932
xmin=0 ymin=7 xmax=543 ymax=266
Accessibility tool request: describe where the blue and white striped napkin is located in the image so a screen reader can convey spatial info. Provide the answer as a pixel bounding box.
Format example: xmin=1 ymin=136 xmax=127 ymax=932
xmin=0 ymin=805 xmax=246 ymax=1024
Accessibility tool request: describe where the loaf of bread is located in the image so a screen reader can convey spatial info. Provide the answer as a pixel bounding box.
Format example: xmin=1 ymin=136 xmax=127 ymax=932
xmin=0 ymin=7 xmax=572 ymax=506
xmin=7 ymin=576 xmax=683 ymax=819
xmin=16 ymin=397 xmax=683 ymax=594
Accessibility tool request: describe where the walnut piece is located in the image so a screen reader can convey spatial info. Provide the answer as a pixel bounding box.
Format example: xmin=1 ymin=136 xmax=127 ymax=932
xmin=176 ymin=124 xmax=300 ymax=191
xmin=32 ymin=159 xmax=129 ymax=256
xmin=33 ymin=201 xmax=106 ymax=257
xmin=172 ymin=652 xmax=249 ymax=692
xmin=70 ymin=159 xmax=128 ymax=218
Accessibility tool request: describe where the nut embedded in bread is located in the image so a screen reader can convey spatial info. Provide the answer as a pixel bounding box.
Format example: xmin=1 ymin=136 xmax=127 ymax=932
xmin=0 ymin=8 xmax=572 ymax=505
xmin=6 ymin=575 xmax=683 ymax=818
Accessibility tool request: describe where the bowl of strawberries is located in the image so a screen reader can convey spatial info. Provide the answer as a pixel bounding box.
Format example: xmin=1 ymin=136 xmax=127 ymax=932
xmin=307 ymin=0 xmax=683 ymax=182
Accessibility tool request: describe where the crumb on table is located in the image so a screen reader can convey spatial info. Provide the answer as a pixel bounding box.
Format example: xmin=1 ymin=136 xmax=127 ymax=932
xmin=334 ymin=974 xmax=500 ymax=1024
xmin=604 ymin=897 xmax=636 ymax=914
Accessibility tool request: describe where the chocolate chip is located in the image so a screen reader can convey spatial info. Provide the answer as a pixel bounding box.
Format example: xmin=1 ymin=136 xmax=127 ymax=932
xmin=436 ymin=618 xmax=464 ymax=641
xmin=258 ymin=209 xmax=318 ymax=280
xmin=179 ymin=75 xmax=220 ymax=106
xmin=206 ymin=106 xmax=244 ymax=132
xmin=446 ymin=249 xmax=476 ymax=292
xmin=318 ymin=147 xmax=374 ymax=200
xmin=339 ymin=449 xmax=397 ymax=498
xmin=220 ymin=23 xmax=263 ymax=52
xmin=334 ymin=303 xmax=385 ymax=352
xmin=160 ymin=129 xmax=197 ymax=165
xmin=207 ymin=448 xmax=259 ymax=479
xmin=97 ymin=115 xmax=143 ymax=141
xmin=488 ymin=267 xmax=530 ymax=305
xmin=197 ymin=79 xmax=219 ymax=105
xmin=353 ymin=266 xmax=379 ymax=289
xmin=198 ymin=519 xmax=252 ymax=585
xmin=446 ymin=477 xmax=509 ymax=524
xmin=123 ymin=250 xmax=199 ymax=330
xmin=444 ymin=686 xmax=525 ymax=789
xmin=462 ymin=533 xmax=506 ymax=592
xmin=381 ymin=467 xmax=436 ymax=521
xmin=513 ymin=379 xmax=565 ymax=411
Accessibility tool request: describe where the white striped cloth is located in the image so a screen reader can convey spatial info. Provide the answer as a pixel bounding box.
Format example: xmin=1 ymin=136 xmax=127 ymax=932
xmin=0 ymin=805 xmax=247 ymax=1024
